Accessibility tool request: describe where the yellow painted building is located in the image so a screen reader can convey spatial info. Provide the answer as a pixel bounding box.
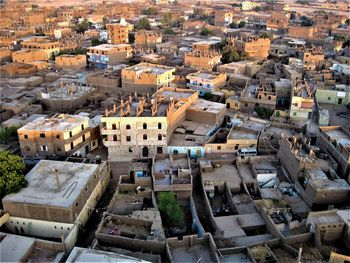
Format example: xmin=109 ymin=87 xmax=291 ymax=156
xmin=121 ymin=62 xmax=175 ymax=94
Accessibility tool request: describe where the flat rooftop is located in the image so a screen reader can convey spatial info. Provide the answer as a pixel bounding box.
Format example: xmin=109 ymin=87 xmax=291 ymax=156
xmin=124 ymin=62 xmax=174 ymax=75
xmin=3 ymin=160 xmax=99 ymax=208
xmin=104 ymin=88 xmax=196 ymax=118
xmin=18 ymin=114 xmax=88 ymax=132
xmin=66 ymin=247 xmax=150 ymax=262
xmin=229 ymin=128 xmax=258 ymax=140
xmin=171 ymin=245 xmax=216 ymax=263
xmin=88 ymin=44 xmax=131 ymax=51
xmin=0 ymin=234 xmax=35 ymax=262
xmin=188 ymin=99 xmax=225 ymax=115
xmin=187 ymin=71 xmax=223 ymax=80
xmin=201 ymin=163 xmax=241 ymax=191
xmin=321 ymin=127 xmax=350 ymax=147
xmin=39 ymin=85 xmax=95 ymax=100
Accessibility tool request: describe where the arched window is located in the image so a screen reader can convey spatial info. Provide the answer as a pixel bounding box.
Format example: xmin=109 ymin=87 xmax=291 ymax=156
xmin=113 ymin=134 xmax=117 ymax=141
xmin=158 ymin=122 xmax=162 ymax=129
xmin=143 ymin=134 xmax=147 ymax=140
xmin=126 ymin=124 xmax=131 ymax=129
xmin=143 ymin=123 xmax=147 ymax=129
xmin=112 ymin=123 xmax=117 ymax=130
xmin=158 ymin=134 xmax=162 ymax=141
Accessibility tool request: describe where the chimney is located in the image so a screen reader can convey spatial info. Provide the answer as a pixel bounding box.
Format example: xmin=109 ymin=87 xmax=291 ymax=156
xmin=126 ymin=104 xmax=131 ymax=116
xmin=137 ymin=97 xmax=144 ymax=116
xmin=113 ymin=104 xmax=117 ymax=113
xmin=120 ymin=99 xmax=124 ymax=116
xmin=105 ymin=109 xmax=109 ymax=117
xmin=129 ymin=95 xmax=132 ymax=104
xmin=151 ymin=98 xmax=157 ymax=116
xmin=53 ymin=169 xmax=61 ymax=192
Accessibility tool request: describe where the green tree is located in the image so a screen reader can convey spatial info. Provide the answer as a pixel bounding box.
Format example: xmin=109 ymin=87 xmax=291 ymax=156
xmin=300 ymin=16 xmax=314 ymax=27
xmin=135 ymin=17 xmax=152 ymax=30
xmin=164 ymin=28 xmax=176 ymax=35
xmin=161 ymin=12 xmax=172 ymax=27
xmin=102 ymin=16 xmax=107 ymax=29
xmin=259 ymin=33 xmax=270 ymax=39
xmin=0 ymin=151 xmax=27 ymax=198
xmin=229 ymin=22 xmax=238 ymax=28
xmin=91 ymin=38 xmax=100 ymax=46
xmin=75 ymin=18 xmax=89 ymax=33
xmin=255 ymin=106 xmax=274 ymax=119
xmin=200 ymin=27 xmax=212 ymax=36
xmin=145 ymin=7 xmax=157 ymax=16
xmin=221 ymin=46 xmax=246 ymax=63
xmin=0 ymin=127 xmax=18 ymax=144
xmin=238 ymin=21 xmax=246 ymax=28
xmin=343 ymin=39 xmax=350 ymax=48
xmin=158 ymin=192 xmax=184 ymax=226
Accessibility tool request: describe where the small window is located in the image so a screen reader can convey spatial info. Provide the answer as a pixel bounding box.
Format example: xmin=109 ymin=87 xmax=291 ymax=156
xmin=293 ymin=112 xmax=297 ymax=116
xmin=69 ymin=131 xmax=73 ymax=137
xmin=126 ymin=124 xmax=131 ymax=129
xmin=158 ymin=134 xmax=162 ymax=141
xmin=143 ymin=134 xmax=147 ymax=140
xmin=24 ymin=145 xmax=30 ymax=152
xmin=76 ymin=202 xmax=78 ymax=207
xmin=112 ymin=123 xmax=117 ymax=130
xmin=143 ymin=123 xmax=147 ymax=129
xmin=81 ymin=124 xmax=84 ymax=130
xmin=158 ymin=122 xmax=162 ymax=129
xmin=41 ymin=145 xmax=48 ymax=151
xmin=113 ymin=134 xmax=117 ymax=141
xmin=126 ymin=136 xmax=131 ymax=142
xmin=57 ymin=146 xmax=61 ymax=151
xmin=56 ymin=134 xmax=60 ymax=139
xmin=24 ymin=134 xmax=28 ymax=139
xmin=328 ymin=97 xmax=331 ymax=100
xmin=71 ymin=142 xmax=74 ymax=149
xmin=40 ymin=133 xmax=45 ymax=138
xmin=217 ymin=146 xmax=221 ymax=150
xmin=82 ymin=134 xmax=86 ymax=142
xmin=129 ymin=147 xmax=133 ymax=153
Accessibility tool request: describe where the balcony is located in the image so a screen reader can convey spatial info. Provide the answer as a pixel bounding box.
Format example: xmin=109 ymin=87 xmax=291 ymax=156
xmin=101 ymin=127 xmax=121 ymax=136
xmin=103 ymin=138 xmax=121 ymax=147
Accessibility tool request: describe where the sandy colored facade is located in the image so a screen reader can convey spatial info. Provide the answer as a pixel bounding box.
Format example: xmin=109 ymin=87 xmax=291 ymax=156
xmin=0 ymin=62 xmax=37 ymax=78
xmin=184 ymin=51 xmax=222 ymax=70
xmin=12 ymin=49 xmax=48 ymax=63
xmin=186 ymin=71 xmax=227 ymax=96
xmin=214 ymin=10 xmax=233 ymax=27
xmin=0 ymin=47 xmax=12 ymax=62
xmin=107 ymin=20 xmax=133 ymax=45
xmin=23 ymin=13 xmax=45 ymax=27
xmin=300 ymin=48 xmax=324 ymax=70
xmin=55 ymin=54 xmax=87 ymax=69
xmin=21 ymin=37 xmax=60 ymax=59
xmin=87 ymin=44 xmax=133 ymax=68
xmin=18 ymin=114 xmax=92 ymax=160
xmin=266 ymin=12 xmax=289 ymax=30
xmin=230 ymin=35 xmax=271 ymax=59
xmin=101 ymin=87 xmax=198 ymax=159
xmin=288 ymin=26 xmax=315 ymax=39
xmin=121 ymin=62 xmax=175 ymax=94
xmin=135 ymin=30 xmax=162 ymax=47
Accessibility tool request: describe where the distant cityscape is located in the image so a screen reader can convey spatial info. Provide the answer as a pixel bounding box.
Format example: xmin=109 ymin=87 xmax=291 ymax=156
xmin=0 ymin=0 xmax=349 ymax=262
